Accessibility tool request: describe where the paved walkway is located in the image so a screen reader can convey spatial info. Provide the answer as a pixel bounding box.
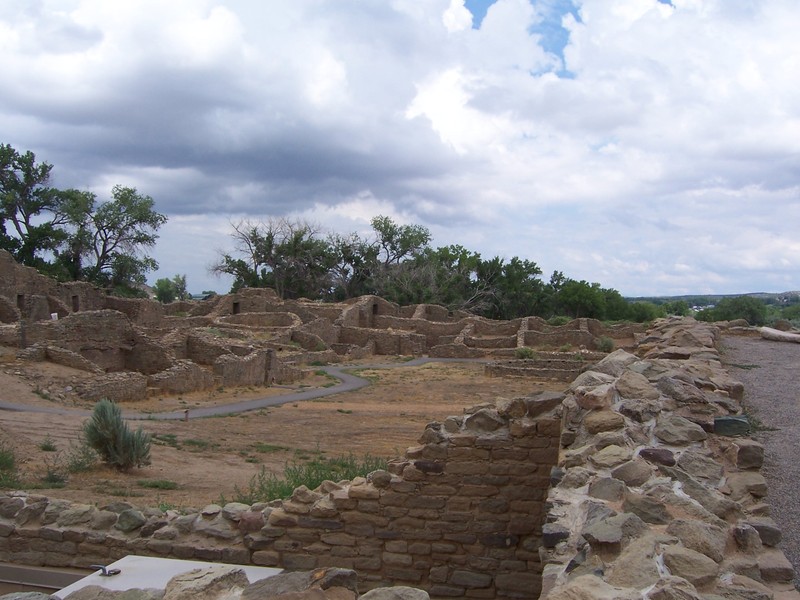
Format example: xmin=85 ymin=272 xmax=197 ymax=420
xmin=0 ymin=358 xmax=487 ymax=421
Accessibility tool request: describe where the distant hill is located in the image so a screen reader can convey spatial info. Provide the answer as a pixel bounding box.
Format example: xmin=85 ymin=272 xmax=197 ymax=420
xmin=627 ymin=291 xmax=800 ymax=307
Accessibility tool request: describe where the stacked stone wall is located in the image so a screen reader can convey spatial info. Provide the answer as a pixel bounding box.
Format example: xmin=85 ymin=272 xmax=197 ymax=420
xmin=539 ymin=318 xmax=800 ymax=600
xmin=104 ymin=297 xmax=163 ymax=327
xmin=147 ymin=360 xmax=216 ymax=394
xmin=213 ymin=350 xmax=267 ymax=387
xmin=76 ymin=372 xmax=148 ymax=402
xmin=0 ymin=392 xmax=562 ymax=600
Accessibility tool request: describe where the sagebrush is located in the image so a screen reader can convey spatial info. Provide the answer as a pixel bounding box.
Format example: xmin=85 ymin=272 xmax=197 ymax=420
xmin=84 ymin=399 xmax=151 ymax=471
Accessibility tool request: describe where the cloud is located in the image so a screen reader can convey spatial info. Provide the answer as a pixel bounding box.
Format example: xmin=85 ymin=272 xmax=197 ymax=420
xmin=0 ymin=0 xmax=798 ymax=296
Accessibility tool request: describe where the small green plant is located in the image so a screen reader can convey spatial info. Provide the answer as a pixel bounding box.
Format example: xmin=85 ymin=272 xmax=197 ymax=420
xmin=572 ymin=352 xmax=585 ymax=362
xmin=137 ymin=479 xmax=178 ymax=490
xmin=0 ymin=441 xmax=19 ymax=488
xmin=182 ymin=438 xmax=215 ymax=451
xmin=515 ymin=347 xmax=536 ymax=359
xmin=158 ymin=500 xmax=179 ymax=513
xmin=40 ymin=454 xmax=67 ymax=488
xmin=337 ymin=409 xmax=353 ymax=414
xmin=227 ymin=453 xmax=388 ymax=505
xmin=65 ymin=439 xmax=98 ymax=473
xmin=39 ymin=435 xmax=57 ymax=452
xmin=548 ymin=316 xmax=571 ymax=326
xmin=597 ymin=336 xmax=615 ymax=353
xmin=558 ymin=344 xmax=572 ymax=353
xmin=84 ymin=399 xmax=151 ymax=471
xmin=152 ymin=433 xmax=179 ymax=447
xmin=730 ymin=363 xmax=760 ymax=370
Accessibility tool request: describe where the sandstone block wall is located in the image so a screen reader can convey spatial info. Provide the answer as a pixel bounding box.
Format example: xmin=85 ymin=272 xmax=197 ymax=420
xmin=0 ymin=392 xmax=562 ymax=600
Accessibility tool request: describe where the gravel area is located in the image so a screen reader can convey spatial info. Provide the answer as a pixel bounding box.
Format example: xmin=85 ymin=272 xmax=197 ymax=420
xmin=721 ymin=334 xmax=800 ymax=590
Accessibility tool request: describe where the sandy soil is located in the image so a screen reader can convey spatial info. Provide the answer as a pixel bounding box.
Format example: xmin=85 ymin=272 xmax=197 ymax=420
xmin=0 ymin=358 xmax=563 ymax=511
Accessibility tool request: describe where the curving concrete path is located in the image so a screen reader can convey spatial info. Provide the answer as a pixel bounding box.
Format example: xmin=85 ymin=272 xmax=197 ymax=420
xmin=0 ymin=358 xmax=488 ymax=421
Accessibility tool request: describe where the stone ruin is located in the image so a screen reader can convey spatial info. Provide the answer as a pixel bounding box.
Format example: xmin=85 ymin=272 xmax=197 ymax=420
xmin=0 ymin=318 xmax=798 ymax=600
xmin=0 ymin=249 xmax=642 ymax=402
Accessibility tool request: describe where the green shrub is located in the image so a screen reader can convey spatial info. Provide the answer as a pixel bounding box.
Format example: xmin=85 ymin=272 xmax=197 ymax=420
xmin=0 ymin=441 xmax=18 ymax=488
xmin=597 ymin=336 xmax=615 ymax=353
xmin=547 ymin=316 xmax=571 ymax=327
xmin=66 ymin=439 xmax=98 ymax=473
xmin=515 ymin=347 xmax=536 ymax=359
xmin=84 ymin=399 xmax=151 ymax=471
xmin=228 ymin=453 xmax=387 ymax=505
xmin=39 ymin=435 xmax=57 ymax=452
xmin=138 ymin=479 xmax=178 ymax=490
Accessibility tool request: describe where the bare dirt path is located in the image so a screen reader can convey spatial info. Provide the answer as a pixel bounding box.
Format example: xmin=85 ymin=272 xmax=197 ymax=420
xmin=0 ymin=359 xmax=563 ymax=511
xmin=721 ymin=334 xmax=800 ymax=589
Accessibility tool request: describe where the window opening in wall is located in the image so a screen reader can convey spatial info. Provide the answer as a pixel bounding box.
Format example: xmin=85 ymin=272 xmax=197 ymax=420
xmin=372 ymin=303 xmax=379 ymax=315
xmin=232 ymin=301 xmax=241 ymax=315
xmin=71 ymin=295 xmax=80 ymax=312
xmin=16 ymin=294 xmax=24 ymax=310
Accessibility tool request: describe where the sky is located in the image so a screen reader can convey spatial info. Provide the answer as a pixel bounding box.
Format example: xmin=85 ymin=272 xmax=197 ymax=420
xmin=1 ymin=0 xmax=799 ymax=297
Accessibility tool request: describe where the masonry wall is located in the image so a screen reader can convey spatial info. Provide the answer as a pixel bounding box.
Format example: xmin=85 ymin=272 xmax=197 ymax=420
xmin=0 ymin=392 xmax=562 ymax=600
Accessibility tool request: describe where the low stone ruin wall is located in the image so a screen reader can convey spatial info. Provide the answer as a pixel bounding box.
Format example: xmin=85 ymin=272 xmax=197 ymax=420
xmin=485 ymin=354 xmax=605 ymax=382
xmin=539 ymin=318 xmax=799 ymax=600
xmin=0 ymin=392 xmax=562 ymax=600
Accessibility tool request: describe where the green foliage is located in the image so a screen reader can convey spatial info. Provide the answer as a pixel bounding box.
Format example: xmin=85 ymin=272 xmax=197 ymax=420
xmin=138 ymin=479 xmax=178 ymax=490
xmin=597 ymin=336 xmax=615 ymax=352
xmin=154 ymin=274 xmax=190 ymax=303
xmin=84 ymin=399 xmax=151 ymax=471
xmin=39 ymin=435 xmax=57 ymax=452
xmin=0 ymin=440 xmax=19 ymax=488
xmin=557 ymin=280 xmax=606 ymax=319
xmin=40 ymin=454 xmax=68 ymax=487
xmin=698 ymin=296 xmax=768 ymax=326
xmin=1 ymin=144 xmax=166 ymax=293
xmin=548 ymin=316 xmax=571 ymax=326
xmin=65 ymin=439 xmax=98 ymax=473
xmin=228 ymin=453 xmax=387 ymax=505
xmin=515 ymin=347 xmax=536 ymax=359
xmin=628 ymin=301 xmax=662 ymax=323
xmin=662 ymin=300 xmax=690 ymax=316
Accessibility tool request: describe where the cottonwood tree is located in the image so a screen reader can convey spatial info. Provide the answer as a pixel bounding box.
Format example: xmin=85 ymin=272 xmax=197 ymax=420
xmin=0 ymin=144 xmax=74 ymax=268
xmin=0 ymin=143 xmax=167 ymax=295
xmin=55 ymin=185 xmax=167 ymax=295
xmin=213 ymin=218 xmax=336 ymax=299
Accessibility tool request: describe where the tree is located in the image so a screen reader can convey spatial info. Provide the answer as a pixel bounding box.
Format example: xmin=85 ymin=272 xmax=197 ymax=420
xmin=154 ymin=278 xmax=177 ymax=303
xmin=371 ymin=215 xmax=431 ymax=266
xmin=705 ymin=296 xmax=768 ymax=326
xmin=663 ymin=300 xmax=690 ymax=316
xmin=153 ymin=275 xmax=188 ymax=303
xmin=328 ymin=232 xmax=379 ymax=299
xmin=1 ymin=143 xmax=167 ymax=294
xmin=76 ymin=186 xmax=166 ymax=293
xmin=556 ymin=280 xmax=606 ymax=319
xmin=213 ymin=218 xmax=336 ymax=299
xmin=0 ymin=144 xmax=72 ymax=267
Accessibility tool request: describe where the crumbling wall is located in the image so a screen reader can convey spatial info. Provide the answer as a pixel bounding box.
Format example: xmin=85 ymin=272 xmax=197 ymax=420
xmin=77 ymin=372 xmax=148 ymax=402
xmin=0 ymin=390 xmax=562 ymax=599
xmin=213 ymin=350 xmax=267 ymax=387
xmin=538 ymin=318 xmax=799 ymax=600
xmin=104 ymin=297 xmax=164 ymax=327
xmin=23 ymin=310 xmax=136 ymax=372
xmin=148 ymin=360 xmax=215 ymax=394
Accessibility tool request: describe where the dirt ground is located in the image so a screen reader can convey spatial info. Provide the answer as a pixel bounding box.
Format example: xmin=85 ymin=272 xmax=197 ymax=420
xmin=0 ymin=358 xmax=564 ymax=511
